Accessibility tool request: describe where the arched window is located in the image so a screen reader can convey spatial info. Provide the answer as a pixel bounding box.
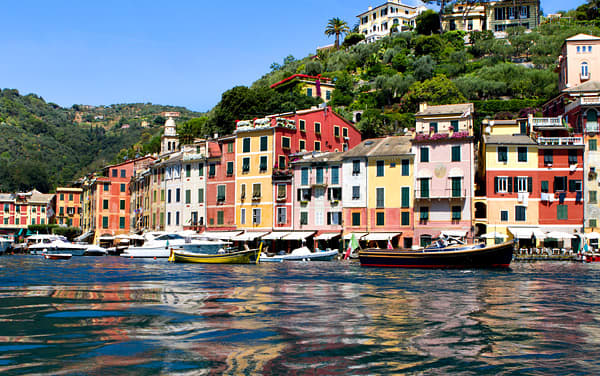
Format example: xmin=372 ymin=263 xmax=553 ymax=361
xmin=582 ymin=62 xmax=589 ymax=79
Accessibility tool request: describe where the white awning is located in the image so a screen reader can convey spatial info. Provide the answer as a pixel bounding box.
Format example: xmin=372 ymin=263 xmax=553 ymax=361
xmin=363 ymin=232 xmax=401 ymax=241
xmin=74 ymin=231 xmax=94 ymax=242
xmin=585 ymin=232 xmax=600 ymax=240
xmin=481 ymin=232 xmax=508 ymax=239
xmin=441 ymin=230 xmax=467 ymax=238
xmin=545 ymin=231 xmax=575 ymax=240
xmin=98 ymin=235 xmax=115 ymax=241
xmin=262 ymin=232 xmax=291 ymax=240
xmin=283 ymin=231 xmax=315 ymax=241
xmin=508 ymin=227 xmax=545 ymax=240
xmin=343 ymin=233 xmax=367 ymax=240
xmin=231 ymin=232 xmax=269 ymax=242
xmin=201 ymin=231 xmax=242 ymax=240
xmin=315 ymin=232 xmax=341 ymax=240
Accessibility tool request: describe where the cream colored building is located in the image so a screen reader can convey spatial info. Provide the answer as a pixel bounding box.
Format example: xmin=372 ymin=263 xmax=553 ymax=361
xmin=559 ymin=34 xmax=600 ymax=92
xmin=443 ymin=0 xmax=540 ymax=34
xmin=357 ymin=0 xmax=427 ymax=43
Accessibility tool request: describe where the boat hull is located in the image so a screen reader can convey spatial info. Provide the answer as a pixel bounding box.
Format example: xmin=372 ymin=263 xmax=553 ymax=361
xmin=358 ymin=242 xmax=514 ymax=269
xmin=172 ymin=249 xmax=258 ymax=264
xmin=260 ymin=250 xmax=339 ymax=262
xmin=44 ymin=253 xmax=72 ymax=260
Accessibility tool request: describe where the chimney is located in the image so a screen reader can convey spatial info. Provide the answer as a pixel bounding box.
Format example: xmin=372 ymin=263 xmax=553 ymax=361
xmin=368 ymin=6 xmax=372 ymax=10
xmin=213 ymin=133 xmax=219 ymax=139
xmin=419 ymin=103 xmax=428 ymax=113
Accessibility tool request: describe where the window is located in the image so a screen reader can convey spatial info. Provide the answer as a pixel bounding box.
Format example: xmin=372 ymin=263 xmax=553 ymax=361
xmin=541 ymin=180 xmax=549 ymax=193
xmin=120 ymin=183 xmax=126 ymax=193
xmin=544 ymin=150 xmax=553 ymax=165
xmin=495 ymin=177 xmax=509 ymax=193
xmin=568 ymin=150 xmax=578 ymax=165
xmin=314 ymin=122 xmax=321 ymax=134
xmin=300 ymin=211 xmax=308 ymax=225
xmin=282 ymin=137 xmax=290 ymax=150
xmin=301 ymin=167 xmax=309 ymax=186
xmin=3 ymin=204 xmax=8 ymax=212
xmin=590 ymin=139 xmax=598 ymax=151
xmin=451 ymin=120 xmax=459 ymax=130
xmin=252 ymin=183 xmax=261 ymax=199
xmin=420 ymin=178 xmax=430 ymax=198
xmin=227 ymin=142 xmax=234 ymax=153
xmin=518 ymin=147 xmax=528 ymax=162
xmin=452 ymin=206 xmax=461 ymax=221
xmin=298 ymin=188 xmax=312 ymax=202
xmin=176 ymin=188 xmax=181 ymax=203
xmin=299 ymin=140 xmax=306 ymax=151
xmin=243 ymin=138 xmax=251 ymax=153
xmin=401 ymin=211 xmax=410 ymax=226
xmin=315 ymin=210 xmax=324 ymax=226
xmin=161 ymin=190 xmax=165 ymax=202
xmin=451 ymin=177 xmax=462 ymax=197
xmin=226 ymin=161 xmax=234 ymax=176
xmin=557 ymin=205 xmax=568 ymax=220
xmin=112 ymin=170 xmax=117 ymax=177
xmin=260 ymin=136 xmax=268 ymax=151
xmin=590 ymin=191 xmax=597 ymax=204
xmin=334 ymin=126 xmax=340 ymax=138
xmin=298 ymin=120 xmax=306 ymax=132
xmin=186 ymin=164 xmax=191 ymax=178
xmin=420 ymin=235 xmax=433 ymax=248
xmin=119 ymin=217 xmax=125 ymax=229
xmin=569 ymin=179 xmax=583 ymax=192
xmin=242 ymin=157 xmax=250 ymax=173
xmin=352 ymin=186 xmax=360 ymax=200
xmin=420 ymin=147 xmax=429 ymax=162
xmin=103 ymin=200 xmax=109 ymax=210
xmin=240 ymin=208 xmax=246 ymax=225
xmin=314 ymin=141 xmax=321 ymax=151
xmin=252 ymin=209 xmax=261 ymax=224
xmin=103 ymin=183 xmax=110 ymax=192
xmin=402 ymin=159 xmax=409 ymax=176
xmin=328 ymin=187 xmax=342 ymax=201
xmin=401 ymin=187 xmax=410 ymax=208
xmin=277 ymin=184 xmax=286 ymax=200
xmin=260 ymin=156 xmax=268 ymax=171
xmin=121 ymin=169 xmax=126 ymax=178
xmin=198 ymin=188 xmax=204 ymax=203
xmin=277 ymin=207 xmax=287 ymax=224
xmin=316 ymin=167 xmax=324 ymax=184
xmin=199 ymin=163 xmax=204 ymax=177
xmin=331 ymin=166 xmax=339 ymax=185
xmin=343 ymin=127 xmax=348 ymax=138
xmin=516 ymin=177 xmax=531 ymax=193
xmin=327 ymin=211 xmax=342 ymax=225
xmin=167 ymin=189 xmax=172 ymax=203
xmin=240 ymin=184 xmax=246 ymax=199
xmin=279 ymin=155 xmax=286 ymax=170
xmin=582 ymin=62 xmax=589 ymax=79
xmin=352 ymin=160 xmax=361 ymax=175
xmin=498 ymin=146 xmax=508 ymax=162
xmin=209 ymin=164 xmax=216 ymax=177
xmin=376 ymin=160 xmax=384 ymax=176
xmin=501 ymin=210 xmax=508 ymax=222
xmin=102 ymin=216 xmax=109 ymax=229
xmin=420 ymin=207 xmax=429 ymax=222
xmin=352 ymin=212 xmax=361 ymax=226
xmin=515 ymin=206 xmax=526 ymax=221
xmin=376 ymin=188 xmax=385 ymax=208
xmin=59 ymin=193 xmax=64 ymax=201
xmin=429 ymin=122 xmax=438 ymax=133
xmin=376 ymin=212 xmax=385 ymax=226
xmin=215 ymin=185 xmax=225 ymax=202
xmin=307 ymin=88 xmax=313 ymax=97
xmin=120 ymin=199 xmax=125 ymax=210
xmin=451 ymin=146 xmax=461 ymax=162
xmin=554 ymin=176 xmax=568 ymax=192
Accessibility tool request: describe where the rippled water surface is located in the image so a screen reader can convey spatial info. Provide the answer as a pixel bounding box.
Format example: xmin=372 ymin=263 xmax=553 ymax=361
xmin=0 ymin=256 xmax=600 ymax=375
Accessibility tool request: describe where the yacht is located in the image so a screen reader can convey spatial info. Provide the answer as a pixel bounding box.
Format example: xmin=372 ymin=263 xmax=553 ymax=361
xmin=28 ymin=236 xmax=107 ymax=256
xmin=120 ymin=233 xmax=229 ymax=258
xmin=0 ymin=236 xmax=13 ymax=255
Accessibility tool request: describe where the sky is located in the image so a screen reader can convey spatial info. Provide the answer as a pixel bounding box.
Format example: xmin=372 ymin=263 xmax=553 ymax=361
xmin=0 ymin=0 xmax=587 ymax=112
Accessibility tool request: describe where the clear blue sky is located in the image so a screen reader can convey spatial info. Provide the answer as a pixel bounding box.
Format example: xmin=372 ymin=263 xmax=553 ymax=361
xmin=0 ymin=0 xmax=586 ymax=112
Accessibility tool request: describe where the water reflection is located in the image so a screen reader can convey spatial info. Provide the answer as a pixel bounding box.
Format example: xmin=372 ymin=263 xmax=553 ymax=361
xmin=0 ymin=257 xmax=600 ymax=374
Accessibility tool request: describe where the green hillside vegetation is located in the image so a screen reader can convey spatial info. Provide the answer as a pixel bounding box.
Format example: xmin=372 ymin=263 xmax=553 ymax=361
xmin=0 ymin=89 xmax=201 ymax=192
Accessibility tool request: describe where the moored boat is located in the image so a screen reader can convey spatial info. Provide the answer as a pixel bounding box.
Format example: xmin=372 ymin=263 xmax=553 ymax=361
xmin=121 ymin=233 xmax=228 ymax=258
xmin=358 ymin=241 xmax=514 ymax=269
xmin=260 ymin=247 xmax=339 ymax=262
xmin=44 ymin=253 xmax=72 ymax=260
xmin=170 ymin=248 xmax=259 ymax=264
xmin=0 ymin=236 xmax=13 ymax=255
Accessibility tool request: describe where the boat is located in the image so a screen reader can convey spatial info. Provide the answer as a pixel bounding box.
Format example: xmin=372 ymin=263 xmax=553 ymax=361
xmin=26 ymin=234 xmax=67 ymax=254
xmin=43 ymin=252 xmax=72 ymax=260
xmin=0 ymin=236 xmax=13 ymax=255
xmin=29 ymin=237 xmax=107 ymax=256
xmin=260 ymin=247 xmax=339 ymax=262
xmin=121 ymin=233 xmax=228 ymax=258
xmin=358 ymin=239 xmax=514 ymax=268
xmin=170 ymin=248 xmax=259 ymax=264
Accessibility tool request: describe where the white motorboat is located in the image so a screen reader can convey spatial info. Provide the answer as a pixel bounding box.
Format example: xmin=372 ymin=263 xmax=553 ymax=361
xmin=0 ymin=236 xmax=13 ymax=254
xmin=260 ymin=247 xmax=339 ymax=262
xmin=29 ymin=238 xmax=107 ymax=256
xmin=26 ymin=235 xmax=68 ymax=255
xmin=120 ymin=233 xmax=228 ymax=258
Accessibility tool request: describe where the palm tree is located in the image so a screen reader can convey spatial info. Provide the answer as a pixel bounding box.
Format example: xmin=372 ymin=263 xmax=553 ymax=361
xmin=325 ymin=18 xmax=350 ymax=49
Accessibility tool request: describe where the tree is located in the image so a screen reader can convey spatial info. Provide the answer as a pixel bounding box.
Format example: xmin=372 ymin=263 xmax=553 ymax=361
xmin=356 ymin=109 xmax=393 ymax=138
xmin=342 ymin=33 xmax=366 ymax=48
xmin=416 ymin=10 xmax=441 ymax=35
xmin=325 ymin=18 xmax=350 ymax=49
xmin=402 ymin=75 xmax=466 ymax=112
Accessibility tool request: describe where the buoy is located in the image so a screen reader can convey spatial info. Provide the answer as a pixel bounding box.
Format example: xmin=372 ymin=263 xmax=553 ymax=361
xmin=153 ymin=257 xmax=157 ymax=260
xmin=130 ymin=256 xmax=133 ymax=259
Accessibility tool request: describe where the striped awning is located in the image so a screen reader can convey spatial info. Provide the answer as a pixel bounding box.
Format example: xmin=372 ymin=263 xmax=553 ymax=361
xmin=231 ymin=232 xmax=269 ymax=242
xmin=261 ymin=232 xmax=291 ymax=240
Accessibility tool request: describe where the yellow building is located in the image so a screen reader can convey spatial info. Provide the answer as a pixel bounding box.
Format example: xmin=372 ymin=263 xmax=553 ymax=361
xmin=270 ymin=74 xmax=335 ymax=103
xmin=55 ymin=187 xmax=83 ymax=227
xmin=443 ymin=0 xmax=540 ymax=34
xmin=357 ymin=0 xmax=427 ymax=43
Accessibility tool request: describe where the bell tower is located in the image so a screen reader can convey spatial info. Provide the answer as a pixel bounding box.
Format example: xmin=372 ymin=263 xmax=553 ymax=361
xmin=160 ymin=117 xmax=179 ymax=156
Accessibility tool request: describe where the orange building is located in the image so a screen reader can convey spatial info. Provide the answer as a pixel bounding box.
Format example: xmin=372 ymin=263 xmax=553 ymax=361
xmin=54 ymin=187 xmax=82 ymax=227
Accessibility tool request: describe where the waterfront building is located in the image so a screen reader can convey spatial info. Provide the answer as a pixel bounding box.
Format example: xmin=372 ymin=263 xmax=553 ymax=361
xmin=558 ymin=34 xmax=600 ymax=92
xmin=341 ymin=141 xmax=369 ymax=243
xmin=206 ymin=136 xmax=237 ymax=231
xmin=270 ymin=74 xmax=335 ymax=103
xmin=442 ymin=0 xmax=540 ymax=34
xmin=130 ymin=168 xmax=152 ymax=232
xmin=181 ymin=141 xmax=207 ymax=232
xmin=235 ymin=106 xmax=361 ymax=235
xmin=412 ymin=103 xmax=476 ymax=247
xmin=357 ymin=0 xmax=427 ymax=43
xmin=291 ymin=152 xmax=344 ymax=251
xmin=54 ymin=187 xmax=82 ymax=227
xmin=0 ymin=190 xmax=54 ymax=234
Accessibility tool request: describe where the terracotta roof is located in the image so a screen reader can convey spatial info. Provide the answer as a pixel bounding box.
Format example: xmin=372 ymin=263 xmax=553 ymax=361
xmin=342 ymin=136 xmax=412 ymax=158
xmin=208 ymin=142 xmax=222 ymax=158
xmin=483 ymin=135 xmax=537 ymax=146
xmin=566 ymin=33 xmax=600 ymax=42
xmin=416 ymin=103 xmax=474 ymax=117
xmin=270 ymin=74 xmax=332 ymax=89
xmin=292 ymin=152 xmax=344 ymax=164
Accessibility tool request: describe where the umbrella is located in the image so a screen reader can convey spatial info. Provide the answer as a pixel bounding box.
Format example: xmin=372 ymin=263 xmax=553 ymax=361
xmin=545 ymin=231 xmax=575 ymax=240
xmin=481 ymin=232 xmax=508 ymax=239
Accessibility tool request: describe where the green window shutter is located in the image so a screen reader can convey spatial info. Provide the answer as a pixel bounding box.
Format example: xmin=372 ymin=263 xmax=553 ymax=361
xmin=243 ymin=138 xmax=251 ymax=153
xmin=452 ymin=206 xmax=461 ymax=220
xmin=451 ymin=120 xmax=459 ymax=130
xmin=508 ymin=176 xmax=513 ymax=193
xmin=242 ymin=158 xmax=250 ymax=172
xmin=430 ymin=122 xmax=438 ymax=133
xmin=401 ymin=159 xmax=409 ymax=176
xmin=217 ymin=186 xmax=226 ymax=201
xmin=199 ymin=164 xmax=204 ymax=176
xmin=401 ymin=187 xmax=410 ymax=208
xmin=209 ymin=164 xmax=216 ymax=176
xmin=227 ymin=162 xmax=234 ymax=175
xmin=103 ymin=200 xmax=109 ymax=210
xmin=528 ymin=177 xmax=533 ymax=193
xmin=590 ymin=191 xmax=597 ymax=204
xmin=590 ymin=139 xmax=597 ymax=151
xmin=451 ymin=146 xmax=461 ymax=162
xmin=119 ymin=217 xmax=125 ymax=229
xmin=316 ymin=167 xmax=324 ymax=183
xmin=376 ymin=212 xmax=385 ymax=226
xmin=518 ymin=147 xmax=527 ymax=162
xmin=102 ymin=216 xmax=108 ymax=229
xmin=557 ymin=205 xmax=568 ymax=220
xmin=541 ymin=180 xmax=549 ymax=193
xmin=331 ymin=167 xmax=339 ymax=185
xmin=420 ymin=207 xmax=429 ymax=220
xmin=186 ymin=164 xmax=191 ymax=178
xmin=198 ymin=188 xmax=204 ymax=203
xmin=217 ymin=211 xmax=224 ymax=225
xmin=352 ymin=212 xmax=361 ymax=226
xmin=260 ymin=156 xmax=268 ymax=171
xmin=376 ymin=188 xmax=385 ymax=208
xmin=301 ymin=168 xmax=309 ymax=185
xmin=376 ymin=161 xmax=384 ymax=176
xmin=185 ymin=190 xmax=191 ymax=204
xmin=260 ymin=136 xmax=268 ymax=151
xmin=120 ymin=200 xmax=125 ymax=210
xmin=420 ymin=147 xmax=429 ymax=162
xmin=420 ymin=179 xmax=429 ymax=198
xmin=590 ymin=219 xmax=598 ymax=228
xmin=401 ymin=211 xmax=410 ymax=226
xmin=452 ymin=177 xmax=462 ymax=197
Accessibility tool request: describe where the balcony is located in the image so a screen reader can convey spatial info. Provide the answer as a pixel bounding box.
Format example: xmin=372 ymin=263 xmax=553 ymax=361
xmin=537 ymin=137 xmax=584 ymax=146
xmin=272 ymin=169 xmax=292 ymax=181
xmin=415 ymin=188 xmax=468 ymax=200
xmin=529 ymin=116 xmax=563 ymax=129
xmin=565 ymin=96 xmax=600 ymax=113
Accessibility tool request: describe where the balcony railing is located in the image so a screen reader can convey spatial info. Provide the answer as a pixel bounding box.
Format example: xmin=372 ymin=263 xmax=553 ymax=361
xmin=529 ymin=117 xmax=563 ymax=128
xmin=587 ymin=123 xmax=599 ymax=133
xmin=565 ymin=96 xmax=600 ymax=113
xmin=537 ymin=137 xmax=584 ymax=146
xmin=416 ymin=189 xmax=468 ymax=199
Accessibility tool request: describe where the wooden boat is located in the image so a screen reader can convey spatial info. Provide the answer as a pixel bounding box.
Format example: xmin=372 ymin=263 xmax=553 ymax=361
xmin=170 ymin=248 xmax=259 ymax=264
xmin=260 ymin=247 xmax=339 ymax=262
xmin=44 ymin=253 xmax=72 ymax=260
xmin=358 ymin=241 xmax=514 ymax=269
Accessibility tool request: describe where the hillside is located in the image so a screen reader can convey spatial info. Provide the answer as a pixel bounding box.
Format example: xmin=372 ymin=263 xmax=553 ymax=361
xmin=0 ymin=89 xmax=202 ymax=192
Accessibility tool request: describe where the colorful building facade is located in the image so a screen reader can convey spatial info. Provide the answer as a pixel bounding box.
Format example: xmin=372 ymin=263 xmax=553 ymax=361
xmin=54 ymin=187 xmax=83 ymax=227
xmin=206 ymin=136 xmax=237 ymax=231
xmin=0 ymin=190 xmax=54 ymax=234
xmin=270 ymin=74 xmax=335 ymax=103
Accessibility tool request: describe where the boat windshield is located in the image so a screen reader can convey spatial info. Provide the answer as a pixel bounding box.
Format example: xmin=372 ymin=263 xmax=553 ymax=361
xmin=155 ymin=234 xmax=184 ymax=241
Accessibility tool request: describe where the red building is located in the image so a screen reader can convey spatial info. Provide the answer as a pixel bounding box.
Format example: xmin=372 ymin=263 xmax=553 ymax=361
xmin=206 ymin=136 xmax=237 ymax=231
